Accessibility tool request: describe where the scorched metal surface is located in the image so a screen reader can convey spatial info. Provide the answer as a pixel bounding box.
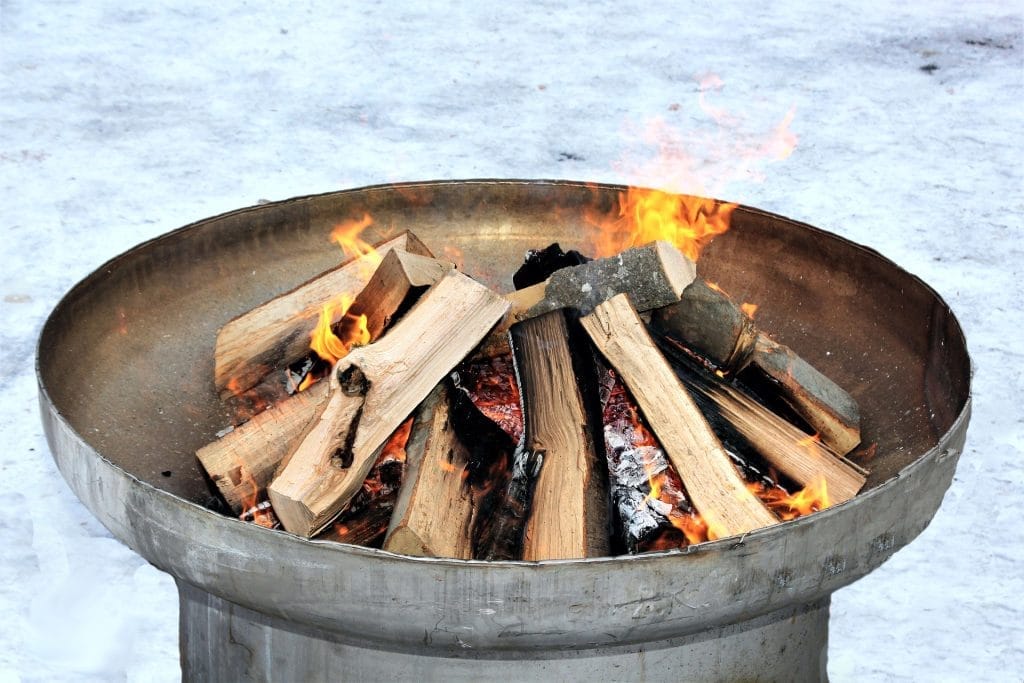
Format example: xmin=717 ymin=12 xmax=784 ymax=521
xmin=37 ymin=179 xmax=971 ymax=681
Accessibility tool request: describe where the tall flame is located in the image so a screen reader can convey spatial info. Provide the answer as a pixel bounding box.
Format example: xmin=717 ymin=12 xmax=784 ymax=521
xmin=588 ymin=76 xmax=797 ymax=260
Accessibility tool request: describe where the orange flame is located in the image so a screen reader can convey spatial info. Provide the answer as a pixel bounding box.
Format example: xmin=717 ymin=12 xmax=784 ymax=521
xmin=309 ymin=295 xmax=371 ymax=366
xmin=750 ymin=476 xmax=832 ymax=522
xmin=330 ymin=213 xmax=378 ymax=264
xmin=669 ymin=511 xmax=709 ymax=546
xmin=740 ymin=302 xmax=759 ymax=318
xmin=587 ymin=77 xmax=797 ymax=260
xmin=589 ymin=187 xmax=737 ymax=261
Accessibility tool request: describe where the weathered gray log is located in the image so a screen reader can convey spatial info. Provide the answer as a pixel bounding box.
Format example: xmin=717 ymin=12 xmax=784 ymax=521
xmin=649 ymin=280 xmax=861 ymax=454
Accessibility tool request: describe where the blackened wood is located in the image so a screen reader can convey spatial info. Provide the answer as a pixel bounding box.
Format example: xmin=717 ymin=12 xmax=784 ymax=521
xmin=512 ymin=242 xmax=591 ymax=289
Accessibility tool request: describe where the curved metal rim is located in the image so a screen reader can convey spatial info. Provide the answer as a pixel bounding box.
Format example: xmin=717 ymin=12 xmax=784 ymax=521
xmin=37 ymin=178 xmax=972 ymax=651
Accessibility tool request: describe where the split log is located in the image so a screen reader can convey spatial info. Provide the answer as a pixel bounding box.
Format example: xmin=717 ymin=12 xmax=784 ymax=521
xmin=198 ymin=249 xmax=449 ymax=510
xmin=214 ymin=231 xmax=433 ymax=397
xmin=346 ymin=249 xmax=453 ymax=342
xmin=383 ymin=385 xmax=475 ymax=559
xmin=514 ymin=311 xmax=609 ymax=561
xmin=197 ymin=380 xmax=330 ymax=513
xmin=658 ymin=344 xmax=867 ymax=504
xmin=474 ymin=240 xmax=696 ymax=359
xmin=649 ymin=279 xmax=861 ymax=454
xmin=384 ymin=381 xmax=517 ymax=559
xmin=747 ymin=336 xmax=861 ymax=457
xmin=317 ymin=418 xmax=412 ymax=547
xmin=581 ymin=294 xmax=778 ymax=540
xmin=268 ymin=271 xmax=509 ymax=537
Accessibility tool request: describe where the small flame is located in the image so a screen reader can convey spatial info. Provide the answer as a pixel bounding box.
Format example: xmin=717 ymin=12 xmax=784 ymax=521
xmin=740 ymin=302 xmax=759 ymax=318
xmin=330 ymin=213 xmax=378 ymax=264
xmin=749 ymin=476 xmax=832 ymax=522
xmin=309 ymin=295 xmax=371 ymax=366
xmin=380 ymin=417 xmax=414 ymax=464
xmin=668 ymin=511 xmax=709 ymax=546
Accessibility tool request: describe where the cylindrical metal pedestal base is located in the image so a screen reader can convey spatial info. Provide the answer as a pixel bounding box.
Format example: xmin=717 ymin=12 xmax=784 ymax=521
xmin=178 ymin=580 xmax=829 ymax=682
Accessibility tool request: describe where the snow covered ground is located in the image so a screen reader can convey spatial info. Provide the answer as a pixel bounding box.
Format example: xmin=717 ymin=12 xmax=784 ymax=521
xmin=2 ymin=1 xmax=1021 ymax=680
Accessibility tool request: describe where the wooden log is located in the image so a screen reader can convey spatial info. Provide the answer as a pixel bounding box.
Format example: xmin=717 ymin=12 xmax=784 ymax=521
xmin=346 ymin=249 xmax=453 ymax=342
xmin=197 ymin=380 xmax=330 ymax=514
xmin=317 ymin=418 xmax=412 ymax=547
xmin=747 ymin=336 xmax=862 ymax=456
xmin=649 ymin=279 xmax=861 ymax=454
xmin=384 ymin=383 xmax=501 ymax=559
xmin=667 ymin=349 xmax=867 ymax=503
xmin=473 ymin=240 xmax=696 ymax=360
xmin=268 ymin=271 xmax=510 ymax=537
xmin=214 ymin=231 xmax=433 ymax=397
xmin=581 ymin=294 xmax=778 ymax=540
xmin=513 ymin=311 xmax=609 ymax=561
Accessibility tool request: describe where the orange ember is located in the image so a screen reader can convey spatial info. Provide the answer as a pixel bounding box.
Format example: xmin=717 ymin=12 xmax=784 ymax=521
xmin=740 ymin=302 xmax=759 ymax=318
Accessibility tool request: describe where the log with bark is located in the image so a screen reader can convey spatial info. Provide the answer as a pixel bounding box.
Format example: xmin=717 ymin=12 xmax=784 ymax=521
xmin=649 ymin=279 xmax=861 ymax=454
xmin=657 ymin=341 xmax=867 ymax=504
xmin=268 ymin=271 xmax=509 ymax=537
xmin=474 ymin=240 xmax=697 ymax=359
xmin=581 ymin=293 xmax=778 ymax=540
xmin=214 ymin=231 xmax=433 ymax=397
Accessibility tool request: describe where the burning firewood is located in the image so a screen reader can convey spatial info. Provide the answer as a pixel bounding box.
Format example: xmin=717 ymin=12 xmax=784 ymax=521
xmin=214 ymin=231 xmax=433 ymax=398
xmin=318 ymin=417 xmax=412 ymax=547
xmin=581 ymin=294 xmax=778 ymax=539
xmin=474 ymin=240 xmax=697 ymax=359
xmin=649 ymin=279 xmax=861 ymax=454
xmin=511 ymin=311 xmax=609 ymax=561
xmin=197 ymin=380 xmax=330 ymax=514
xmin=382 ymin=385 xmax=476 ymax=559
xmin=268 ymin=271 xmax=510 ymax=537
xmin=660 ymin=345 xmax=868 ymax=504
xmin=198 ymin=246 xmax=450 ymax=512
xmin=384 ymin=380 xmax=519 ymax=559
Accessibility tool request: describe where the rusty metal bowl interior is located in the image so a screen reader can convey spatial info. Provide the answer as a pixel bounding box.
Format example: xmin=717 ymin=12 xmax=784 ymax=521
xmin=37 ymin=180 xmax=971 ymax=679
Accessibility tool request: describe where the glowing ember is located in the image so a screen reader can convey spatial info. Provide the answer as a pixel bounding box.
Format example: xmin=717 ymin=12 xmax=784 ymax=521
xmin=740 ymin=302 xmax=759 ymax=318
xmin=456 ymin=356 xmax=523 ymax=443
xmin=602 ymin=372 xmax=709 ymax=551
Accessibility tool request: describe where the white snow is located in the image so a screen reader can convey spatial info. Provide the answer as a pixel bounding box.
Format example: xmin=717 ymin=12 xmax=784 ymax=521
xmin=2 ymin=1 xmax=1021 ymax=680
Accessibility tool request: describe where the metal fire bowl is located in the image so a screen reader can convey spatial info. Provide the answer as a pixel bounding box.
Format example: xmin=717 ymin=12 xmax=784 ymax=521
xmin=38 ymin=180 xmax=971 ymax=679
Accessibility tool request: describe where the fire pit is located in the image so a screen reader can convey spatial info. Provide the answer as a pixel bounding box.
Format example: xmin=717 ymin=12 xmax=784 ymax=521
xmin=38 ymin=179 xmax=970 ymax=681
